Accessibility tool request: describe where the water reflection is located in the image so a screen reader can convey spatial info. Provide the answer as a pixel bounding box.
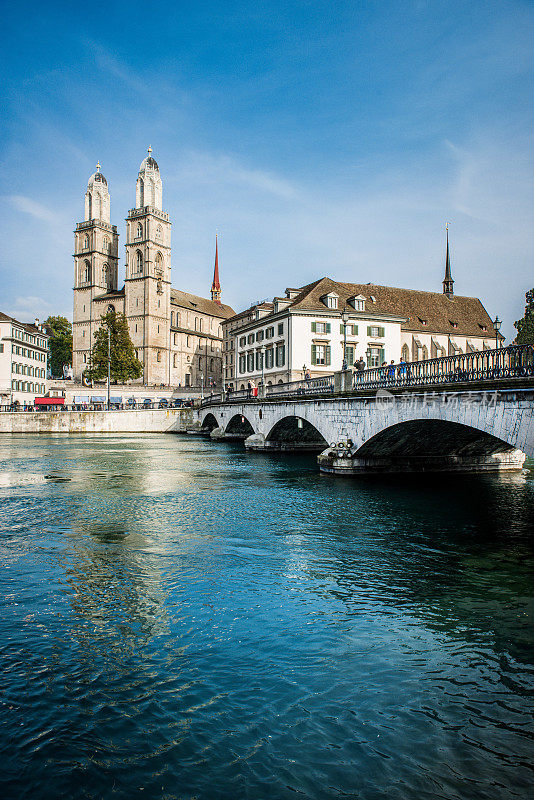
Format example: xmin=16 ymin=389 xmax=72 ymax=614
xmin=0 ymin=434 xmax=533 ymax=800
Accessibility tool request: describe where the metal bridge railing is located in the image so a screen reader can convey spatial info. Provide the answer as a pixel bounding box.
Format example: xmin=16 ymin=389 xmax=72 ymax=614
xmin=199 ymin=344 xmax=534 ymax=408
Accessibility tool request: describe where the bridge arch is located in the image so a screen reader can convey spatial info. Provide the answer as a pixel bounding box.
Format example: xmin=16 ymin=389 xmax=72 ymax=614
xmin=355 ymin=419 xmax=517 ymax=459
xmin=225 ymin=413 xmax=255 ymax=439
xmin=201 ymin=413 xmax=219 ymax=432
xmin=265 ymin=415 xmax=329 ymax=451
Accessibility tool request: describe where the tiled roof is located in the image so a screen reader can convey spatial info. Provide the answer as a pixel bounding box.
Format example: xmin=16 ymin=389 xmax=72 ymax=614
xmin=290 ymin=277 xmax=499 ymax=337
xmin=171 ymin=289 xmax=235 ymax=319
xmin=93 ymin=288 xmax=125 ymax=301
xmin=0 ymin=311 xmax=50 ymax=336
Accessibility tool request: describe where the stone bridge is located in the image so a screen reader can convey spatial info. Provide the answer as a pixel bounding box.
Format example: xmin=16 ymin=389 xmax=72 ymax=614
xmin=195 ymin=386 xmax=534 ymax=475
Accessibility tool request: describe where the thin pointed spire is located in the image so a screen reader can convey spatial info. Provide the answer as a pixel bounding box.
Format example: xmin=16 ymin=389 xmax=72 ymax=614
xmin=443 ymin=222 xmax=454 ymax=297
xmin=211 ymin=234 xmax=221 ymax=303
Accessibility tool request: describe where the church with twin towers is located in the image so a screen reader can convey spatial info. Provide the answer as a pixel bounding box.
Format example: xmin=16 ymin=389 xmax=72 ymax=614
xmin=72 ymin=148 xmax=235 ymax=386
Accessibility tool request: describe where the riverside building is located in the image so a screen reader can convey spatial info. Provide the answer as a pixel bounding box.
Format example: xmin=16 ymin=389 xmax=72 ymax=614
xmin=72 ymin=149 xmax=234 ymax=387
xmin=222 ymin=237 xmax=499 ymax=388
xmin=0 ymin=313 xmax=49 ymax=405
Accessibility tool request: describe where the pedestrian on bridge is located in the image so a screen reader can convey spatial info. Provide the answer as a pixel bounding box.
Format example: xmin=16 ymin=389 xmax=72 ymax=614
xmin=354 ymin=357 xmax=366 ymax=383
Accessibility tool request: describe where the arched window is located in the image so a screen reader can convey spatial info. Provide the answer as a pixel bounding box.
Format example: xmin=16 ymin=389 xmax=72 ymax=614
xmin=401 ymin=343 xmax=410 ymax=363
xmin=199 ymin=318 xmax=203 ymax=332
xmin=83 ymin=260 xmax=91 ymax=284
xmin=173 ymin=354 xmax=177 ymax=367
xmin=155 ymin=252 xmax=163 ymax=276
xmin=156 ymin=351 xmax=162 ymax=362
xmin=194 ymin=317 xmax=198 ymax=331
xmin=171 ymin=311 xmax=175 ymax=327
xmin=139 ymin=177 xmax=144 ymax=206
xmin=107 ymin=304 xmax=115 ymax=314
xmin=87 ymin=194 xmax=92 ymax=219
xmin=83 ymin=235 xmax=89 ymax=250
xmin=136 ymin=223 xmax=143 ymax=239
xmin=422 ymin=345 xmax=429 ymax=360
xmin=103 ymin=236 xmax=109 ymax=253
xmin=156 ymin=225 xmax=163 ymax=241
xmin=136 ymin=250 xmax=143 ymax=273
xmin=95 ymin=193 xmax=102 ymax=219
xmin=103 ymin=264 xmax=109 ymax=286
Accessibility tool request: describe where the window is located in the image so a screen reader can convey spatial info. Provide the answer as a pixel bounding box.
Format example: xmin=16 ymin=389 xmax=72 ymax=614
xmin=275 ymin=343 xmax=285 ymax=367
xmin=311 ymin=344 xmax=330 ymax=366
xmin=155 ymin=252 xmax=164 ymax=276
xmin=247 ymin=353 xmax=254 ymax=372
xmin=103 ymin=236 xmax=109 ymax=253
xmin=239 ymin=337 xmax=246 ymax=347
xmin=277 ymin=323 xmax=284 ymax=335
xmin=185 ymin=373 xmax=191 ymax=387
xmin=450 ymin=321 xmax=458 ymax=329
xmin=255 ymin=351 xmax=263 ymax=370
xmin=367 ymin=347 xmax=384 ymax=368
xmin=356 ymin=299 xmax=365 ymax=311
xmin=239 ymin=355 xmax=246 ymax=373
xmin=83 ymin=261 xmax=91 ymax=283
xmin=248 ymin=333 xmax=254 ymax=344
xmin=157 ymin=351 xmax=162 ymax=362
xmin=345 ymin=345 xmax=355 ymax=366
xmin=103 ymin=264 xmax=109 ymax=286
xmin=256 ymin=330 xmax=264 ymax=342
xmin=136 ymin=250 xmax=143 ymax=273
xmin=265 ymin=348 xmax=274 ymax=369
xmin=322 ymin=294 xmax=338 ymax=309
xmin=311 ymin=322 xmax=331 ymax=334
xmin=266 ymin=326 xmax=274 ymax=339
xmin=83 ymin=235 xmax=89 ymax=250
xmin=136 ymin=223 xmax=143 ymax=239
xmin=341 ymin=324 xmax=358 ymax=335
xmin=171 ymin=312 xmax=175 ymax=326
xmin=156 ymin=225 xmax=163 ymax=242
xmin=367 ymin=326 xmax=385 ymax=338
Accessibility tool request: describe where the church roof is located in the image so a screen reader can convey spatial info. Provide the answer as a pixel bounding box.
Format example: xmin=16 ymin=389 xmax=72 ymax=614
xmin=92 ymin=288 xmax=125 ymax=301
xmin=170 ymin=288 xmax=234 ymax=319
xmin=288 ymin=277 xmax=499 ymax=337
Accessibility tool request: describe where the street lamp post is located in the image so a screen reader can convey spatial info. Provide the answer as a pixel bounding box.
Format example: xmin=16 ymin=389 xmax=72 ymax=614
xmin=493 ymin=316 xmax=502 ymax=350
xmin=107 ymin=326 xmax=111 ymax=410
xmin=341 ymin=309 xmax=349 ymax=371
xmin=200 ymin=373 xmax=204 ymax=400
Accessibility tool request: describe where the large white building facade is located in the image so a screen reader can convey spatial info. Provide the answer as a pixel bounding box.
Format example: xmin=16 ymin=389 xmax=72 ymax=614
xmin=0 ymin=313 xmax=49 ymax=406
xmin=223 ymin=264 xmax=500 ymax=389
xmin=73 ymin=150 xmax=234 ymax=387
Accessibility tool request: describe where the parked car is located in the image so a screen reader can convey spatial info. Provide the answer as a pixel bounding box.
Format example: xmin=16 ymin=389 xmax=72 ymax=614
xmin=158 ymin=398 xmax=169 ymax=408
xmin=142 ymin=398 xmax=153 ymax=409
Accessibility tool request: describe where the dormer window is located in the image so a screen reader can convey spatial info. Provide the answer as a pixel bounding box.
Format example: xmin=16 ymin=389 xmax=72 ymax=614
xmin=479 ymin=324 xmax=487 ymax=331
xmin=322 ymin=293 xmax=339 ymax=309
xmin=418 ymin=317 xmax=428 ymax=325
xmin=348 ymin=294 xmax=366 ymax=311
xmin=450 ymin=321 xmax=458 ymax=329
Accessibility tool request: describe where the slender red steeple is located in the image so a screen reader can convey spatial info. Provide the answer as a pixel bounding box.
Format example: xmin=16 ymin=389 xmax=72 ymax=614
xmin=211 ymin=234 xmax=221 ymax=303
xmin=443 ymin=222 xmax=454 ymax=298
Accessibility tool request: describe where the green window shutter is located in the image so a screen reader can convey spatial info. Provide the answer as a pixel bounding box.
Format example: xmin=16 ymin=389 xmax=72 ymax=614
xmin=311 ymin=322 xmax=316 ymax=332
xmin=326 ymin=323 xmax=331 ymax=333
xmin=325 ymin=346 xmax=331 ymax=366
xmin=379 ymin=326 xmax=385 ymax=337
xmin=367 ymin=326 xmax=372 ymax=336
xmin=346 ymin=346 xmax=354 ymax=366
xmin=311 ymin=344 xmax=317 ymax=365
xmin=340 ymin=324 xmax=344 ymax=334
xmin=353 ymin=325 xmax=358 ymax=335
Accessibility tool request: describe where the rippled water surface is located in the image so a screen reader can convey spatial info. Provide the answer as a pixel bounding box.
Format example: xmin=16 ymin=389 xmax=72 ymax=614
xmin=0 ymin=434 xmax=533 ymax=800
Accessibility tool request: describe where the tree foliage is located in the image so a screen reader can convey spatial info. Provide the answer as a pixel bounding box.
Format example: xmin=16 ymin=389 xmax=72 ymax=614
xmin=514 ymin=288 xmax=534 ymax=345
xmin=43 ymin=316 xmax=72 ymax=377
xmin=86 ymin=310 xmax=143 ymax=383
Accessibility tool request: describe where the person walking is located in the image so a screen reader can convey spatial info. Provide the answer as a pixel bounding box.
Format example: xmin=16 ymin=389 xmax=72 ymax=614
xmin=354 ymin=356 xmax=366 ymax=384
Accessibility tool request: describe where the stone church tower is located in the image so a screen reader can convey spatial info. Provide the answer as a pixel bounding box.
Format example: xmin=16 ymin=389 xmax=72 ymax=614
xmin=124 ymin=148 xmax=172 ymax=385
xmin=72 ymin=164 xmax=119 ymax=377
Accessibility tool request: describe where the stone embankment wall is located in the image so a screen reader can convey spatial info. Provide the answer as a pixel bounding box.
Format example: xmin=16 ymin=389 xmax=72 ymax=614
xmin=0 ymin=408 xmax=194 ymax=434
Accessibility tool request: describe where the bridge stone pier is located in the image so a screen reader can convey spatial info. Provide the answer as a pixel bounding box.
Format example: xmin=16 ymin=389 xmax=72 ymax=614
xmin=197 ymin=387 xmax=534 ymax=475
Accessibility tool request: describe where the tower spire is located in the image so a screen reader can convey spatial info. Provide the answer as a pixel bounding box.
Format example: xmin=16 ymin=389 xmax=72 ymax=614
xmin=443 ymin=222 xmax=454 ymax=297
xmin=211 ymin=234 xmax=221 ymax=303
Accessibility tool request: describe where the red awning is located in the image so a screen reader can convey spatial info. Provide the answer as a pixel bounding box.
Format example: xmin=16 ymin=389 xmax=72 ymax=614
xmin=34 ymin=397 xmax=65 ymax=405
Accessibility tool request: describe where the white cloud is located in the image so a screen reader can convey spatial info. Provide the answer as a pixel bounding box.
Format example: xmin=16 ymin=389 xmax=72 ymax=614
xmin=5 ymin=195 xmax=61 ymax=224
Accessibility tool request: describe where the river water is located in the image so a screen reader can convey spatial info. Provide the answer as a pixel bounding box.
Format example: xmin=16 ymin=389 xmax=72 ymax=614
xmin=0 ymin=433 xmax=533 ymax=800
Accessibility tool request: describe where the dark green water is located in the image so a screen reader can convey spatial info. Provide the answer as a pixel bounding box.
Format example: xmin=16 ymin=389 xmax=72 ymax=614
xmin=0 ymin=434 xmax=533 ymax=800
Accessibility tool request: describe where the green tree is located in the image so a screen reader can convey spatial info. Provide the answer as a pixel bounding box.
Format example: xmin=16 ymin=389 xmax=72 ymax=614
xmin=43 ymin=316 xmax=72 ymax=377
xmin=514 ymin=288 xmax=534 ymax=345
xmin=86 ymin=310 xmax=143 ymax=383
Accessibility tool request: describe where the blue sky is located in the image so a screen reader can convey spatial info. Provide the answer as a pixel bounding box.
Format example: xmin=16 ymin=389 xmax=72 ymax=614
xmin=1 ymin=0 xmax=533 ymax=339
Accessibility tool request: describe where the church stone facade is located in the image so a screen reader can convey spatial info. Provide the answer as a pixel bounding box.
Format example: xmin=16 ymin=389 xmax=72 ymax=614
xmin=73 ymin=149 xmax=234 ymax=387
